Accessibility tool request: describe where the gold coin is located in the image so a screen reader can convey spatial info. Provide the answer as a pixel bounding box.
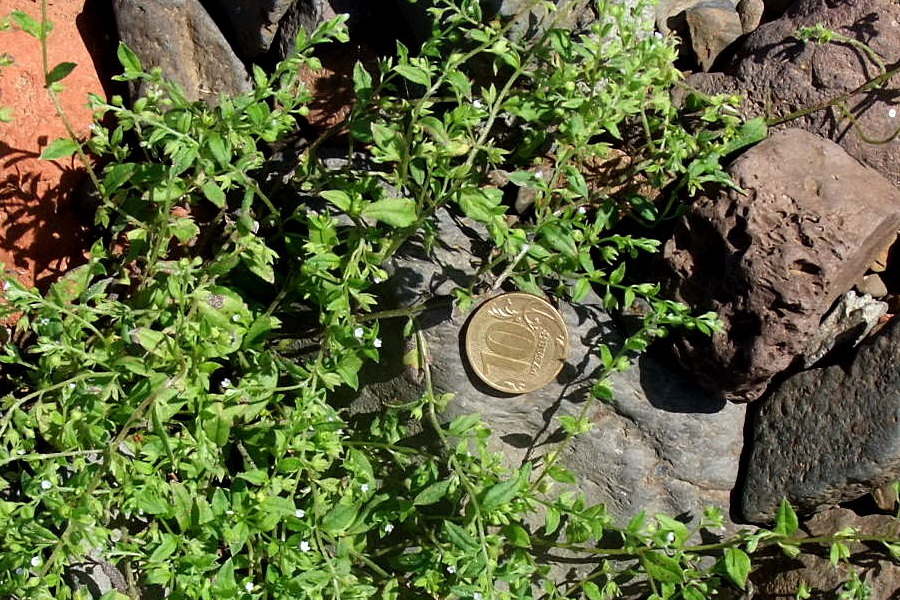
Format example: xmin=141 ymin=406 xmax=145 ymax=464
xmin=464 ymin=292 xmax=569 ymax=394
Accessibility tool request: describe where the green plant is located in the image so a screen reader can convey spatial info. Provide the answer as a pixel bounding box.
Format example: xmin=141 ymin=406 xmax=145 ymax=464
xmin=0 ymin=1 xmax=892 ymax=599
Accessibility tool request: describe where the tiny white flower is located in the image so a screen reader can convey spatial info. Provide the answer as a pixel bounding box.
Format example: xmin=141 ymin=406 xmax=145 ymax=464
xmin=231 ymin=314 xmax=241 ymax=322
xmin=384 ymin=523 xmax=394 ymax=533
xmin=244 ymin=582 xmax=254 ymax=593
xmin=295 ymin=508 xmax=306 ymax=518
xmin=473 ymin=99 xmax=483 ymax=109
xmin=353 ymin=327 xmax=364 ymax=340
xmin=2 ymin=280 xmax=9 ymax=291
xmin=473 ymin=593 xmax=483 ymax=600
xmin=577 ymin=206 xmax=587 ymax=215
xmin=39 ymin=318 xmax=49 ymax=325
xmin=300 ymin=540 xmax=311 ymax=552
xmin=326 ymin=416 xmax=334 ymax=422
xmin=533 ymin=171 xmax=543 ymax=180
xmin=68 ymin=382 xmax=76 ymax=390
xmin=447 ymin=565 xmax=456 ymax=574
xmin=40 ymin=480 xmax=52 ymax=490
xmin=138 ymin=509 xmax=145 ymax=516
xmin=360 ymin=483 xmax=369 ymax=493
xmin=15 ymin=567 xmax=24 ymax=575
xmin=373 ymin=274 xmax=384 ymax=284
xmin=30 ymin=556 xmax=41 ymax=567
xmin=300 ymin=486 xmax=311 ymax=494
xmin=890 ymin=108 xmax=897 ymax=119
xmin=16 ymin=449 xmax=25 ymax=455
xmin=665 ymin=532 xmax=676 ymax=543
xmin=373 ymin=338 xmax=382 ymax=349
xmin=221 ymin=378 xmax=232 ymax=389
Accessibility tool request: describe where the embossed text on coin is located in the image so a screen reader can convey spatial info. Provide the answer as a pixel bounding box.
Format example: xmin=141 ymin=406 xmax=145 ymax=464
xmin=464 ymin=292 xmax=569 ymax=394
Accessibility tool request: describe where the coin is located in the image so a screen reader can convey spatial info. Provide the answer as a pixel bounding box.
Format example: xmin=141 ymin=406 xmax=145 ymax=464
xmin=464 ymin=292 xmax=569 ymax=394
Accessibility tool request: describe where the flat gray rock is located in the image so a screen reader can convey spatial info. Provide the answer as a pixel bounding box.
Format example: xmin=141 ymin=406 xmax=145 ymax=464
xmin=662 ymin=129 xmax=900 ymax=401
xmin=113 ymin=0 xmax=252 ymax=103
xmin=741 ymin=316 xmax=900 ymax=523
xmin=353 ymin=208 xmax=746 ymax=525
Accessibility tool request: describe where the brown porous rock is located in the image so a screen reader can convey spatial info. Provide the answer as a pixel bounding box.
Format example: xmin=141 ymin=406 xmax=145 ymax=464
xmin=661 ymin=128 xmax=900 ymax=401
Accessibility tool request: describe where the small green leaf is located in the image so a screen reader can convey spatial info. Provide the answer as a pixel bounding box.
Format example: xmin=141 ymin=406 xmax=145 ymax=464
xmin=447 ymin=413 xmax=481 ymax=437
xmin=371 ymin=122 xmax=402 ymax=162
xmin=361 ymin=198 xmax=417 ymax=228
xmin=547 ymin=464 xmax=577 ymax=484
xmin=829 ymin=541 xmax=851 ymax=566
xmin=117 ymin=42 xmax=142 ymax=74
xmin=655 ymin=514 xmax=689 ymax=546
xmin=40 ymin=137 xmax=79 ymax=160
xmin=582 ymin=581 xmax=604 ymax=600
xmin=540 ymin=223 xmax=577 ymax=258
xmin=778 ymin=541 xmax=802 ymax=559
xmin=322 ymin=503 xmax=357 ymax=534
xmin=102 ymin=162 xmax=136 ymax=195
xmin=46 ymin=61 xmax=76 ymax=85
xmin=10 ymin=11 xmax=42 ymax=38
xmin=206 ymin=134 xmax=230 ymax=167
xmin=481 ymin=477 xmax=520 ymax=511
xmin=774 ymin=499 xmax=799 ymax=537
xmin=724 ymin=547 xmax=751 ymax=589
xmin=352 ymin=61 xmax=373 ymax=100
xmin=201 ymin=402 xmax=231 ymax=447
xmin=572 ymin=278 xmax=591 ymax=302
xmin=443 ymin=521 xmax=479 ymax=551
xmin=202 ymin=181 xmax=226 ymax=207
xmin=395 ymin=63 xmax=432 ymax=87
xmin=502 ymin=524 xmax=531 ymax=548
xmin=130 ymin=327 xmax=166 ymax=355
xmin=148 ymin=534 xmax=178 ymax=563
xmin=544 ymin=506 xmax=561 ymax=535
xmin=722 ymin=116 xmax=768 ymax=155
xmin=321 ymin=190 xmax=353 ymax=213
xmin=640 ymin=550 xmax=684 ymax=584
xmin=414 ymin=480 xmax=451 ymax=506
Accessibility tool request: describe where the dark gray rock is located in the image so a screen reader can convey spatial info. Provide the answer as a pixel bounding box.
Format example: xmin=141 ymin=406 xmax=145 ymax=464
xmin=352 ymin=208 xmax=746 ymax=525
xmin=662 ymin=129 xmax=900 ymax=401
xmin=741 ymin=316 xmax=900 ymax=523
xmin=113 ymin=0 xmax=252 ymax=103
xmin=273 ymin=0 xmax=326 ymax=61
xmin=681 ymin=0 xmax=900 ymax=187
xmin=211 ymin=0 xmax=305 ymax=57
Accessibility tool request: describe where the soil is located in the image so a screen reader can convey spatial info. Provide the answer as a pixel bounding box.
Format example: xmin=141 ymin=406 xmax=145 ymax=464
xmin=0 ymin=0 xmax=115 ymax=291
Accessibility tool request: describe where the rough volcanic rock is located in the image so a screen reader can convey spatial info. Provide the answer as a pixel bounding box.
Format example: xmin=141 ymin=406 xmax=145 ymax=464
xmin=750 ymin=509 xmax=900 ymax=598
xmin=740 ymin=316 xmax=900 ymax=523
xmin=0 ymin=0 xmax=106 ymax=291
xmin=113 ymin=0 xmax=251 ymax=103
xmin=662 ymin=128 xmax=900 ymax=401
xmin=681 ymin=0 xmax=900 ymax=187
xmin=350 ymin=208 xmax=746 ymax=525
xmin=212 ymin=0 xmax=302 ymax=57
